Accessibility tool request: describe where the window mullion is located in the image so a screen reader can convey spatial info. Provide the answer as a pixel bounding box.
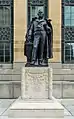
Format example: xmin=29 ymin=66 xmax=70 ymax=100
xmin=0 ymin=0 xmax=13 ymax=64
xmin=62 ymin=0 xmax=74 ymax=63
xmin=64 ymin=42 xmax=65 ymax=62
xmin=4 ymin=43 xmax=5 ymax=63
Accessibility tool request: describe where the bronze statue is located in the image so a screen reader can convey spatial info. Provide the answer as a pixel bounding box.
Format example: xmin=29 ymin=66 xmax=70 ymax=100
xmin=24 ymin=10 xmax=53 ymax=66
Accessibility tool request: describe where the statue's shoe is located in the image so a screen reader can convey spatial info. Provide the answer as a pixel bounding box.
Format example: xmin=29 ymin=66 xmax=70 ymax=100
xmin=38 ymin=62 xmax=48 ymax=67
xmin=30 ymin=61 xmax=35 ymax=65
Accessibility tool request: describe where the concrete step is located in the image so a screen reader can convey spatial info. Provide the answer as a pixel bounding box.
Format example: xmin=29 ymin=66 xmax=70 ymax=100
xmin=9 ymin=118 xmax=64 ymax=119
xmin=8 ymin=99 xmax=64 ymax=118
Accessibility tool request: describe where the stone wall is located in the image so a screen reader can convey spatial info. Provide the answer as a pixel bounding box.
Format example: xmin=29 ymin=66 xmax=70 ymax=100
xmin=0 ymin=62 xmax=74 ymax=99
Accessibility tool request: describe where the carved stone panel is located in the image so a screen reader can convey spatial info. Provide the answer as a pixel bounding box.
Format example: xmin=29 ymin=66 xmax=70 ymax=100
xmin=22 ymin=67 xmax=50 ymax=99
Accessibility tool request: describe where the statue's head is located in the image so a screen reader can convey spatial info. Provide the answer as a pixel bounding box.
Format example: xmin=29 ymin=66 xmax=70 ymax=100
xmin=37 ymin=10 xmax=44 ymax=19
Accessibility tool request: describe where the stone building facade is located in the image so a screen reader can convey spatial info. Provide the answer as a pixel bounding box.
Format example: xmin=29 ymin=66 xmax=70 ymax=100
xmin=0 ymin=0 xmax=74 ymax=98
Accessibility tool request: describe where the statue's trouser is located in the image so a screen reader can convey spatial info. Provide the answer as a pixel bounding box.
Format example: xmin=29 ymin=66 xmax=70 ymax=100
xmin=31 ymin=32 xmax=46 ymax=62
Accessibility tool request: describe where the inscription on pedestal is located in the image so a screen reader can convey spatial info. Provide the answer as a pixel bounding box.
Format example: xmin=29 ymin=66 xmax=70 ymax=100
xmin=22 ymin=67 xmax=49 ymax=99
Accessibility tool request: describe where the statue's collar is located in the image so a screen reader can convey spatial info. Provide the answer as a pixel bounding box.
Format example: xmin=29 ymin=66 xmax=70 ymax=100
xmin=36 ymin=18 xmax=45 ymax=22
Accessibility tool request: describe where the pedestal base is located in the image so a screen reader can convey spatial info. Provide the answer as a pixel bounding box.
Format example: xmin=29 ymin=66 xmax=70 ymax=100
xmin=8 ymin=67 xmax=64 ymax=118
xmin=8 ymin=98 xmax=64 ymax=118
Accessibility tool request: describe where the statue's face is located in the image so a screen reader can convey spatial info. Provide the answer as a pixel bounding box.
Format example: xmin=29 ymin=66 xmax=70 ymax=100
xmin=38 ymin=10 xmax=44 ymax=18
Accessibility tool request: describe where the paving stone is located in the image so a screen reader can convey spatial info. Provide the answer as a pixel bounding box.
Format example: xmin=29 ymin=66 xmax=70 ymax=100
xmin=0 ymin=99 xmax=15 ymax=108
xmin=0 ymin=108 xmax=6 ymax=116
xmin=64 ymin=116 xmax=74 ymax=119
xmin=2 ymin=108 xmax=9 ymax=116
xmin=65 ymin=106 xmax=74 ymax=116
xmin=64 ymin=108 xmax=71 ymax=116
xmin=60 ymin=99 xmax=74 ymax=106
xmin=0 ymin=116 xmax=8 ymax=119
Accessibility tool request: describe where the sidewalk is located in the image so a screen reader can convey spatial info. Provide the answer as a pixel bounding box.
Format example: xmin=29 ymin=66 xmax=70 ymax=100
xmin=0 ymin=99 xmax=74 ymax=119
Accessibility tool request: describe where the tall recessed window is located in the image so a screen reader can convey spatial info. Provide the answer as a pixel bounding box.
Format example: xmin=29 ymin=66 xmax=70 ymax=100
xmin=62 ymin=0 xmax=74 ymax=63
xmin=0 ymin=0 xmax=13 ymax=63
xmin=28 ymin=0 xmax=48 ymax=25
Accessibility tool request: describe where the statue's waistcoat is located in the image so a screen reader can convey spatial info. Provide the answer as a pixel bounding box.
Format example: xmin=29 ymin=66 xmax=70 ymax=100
xmin=33 ymin=19 xmax=47 ymax=33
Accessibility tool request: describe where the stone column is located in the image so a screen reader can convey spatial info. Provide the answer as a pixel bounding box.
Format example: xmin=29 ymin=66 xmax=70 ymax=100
xmin=14 ymin=0 xmax=27 ymax=62
xmin=48 ymin=0 xmax=61 ymax=63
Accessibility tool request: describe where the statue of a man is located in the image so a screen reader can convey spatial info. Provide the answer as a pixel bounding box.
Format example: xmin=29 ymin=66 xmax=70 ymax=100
xmin=24 ymin=10 xmax=53 ymax=66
